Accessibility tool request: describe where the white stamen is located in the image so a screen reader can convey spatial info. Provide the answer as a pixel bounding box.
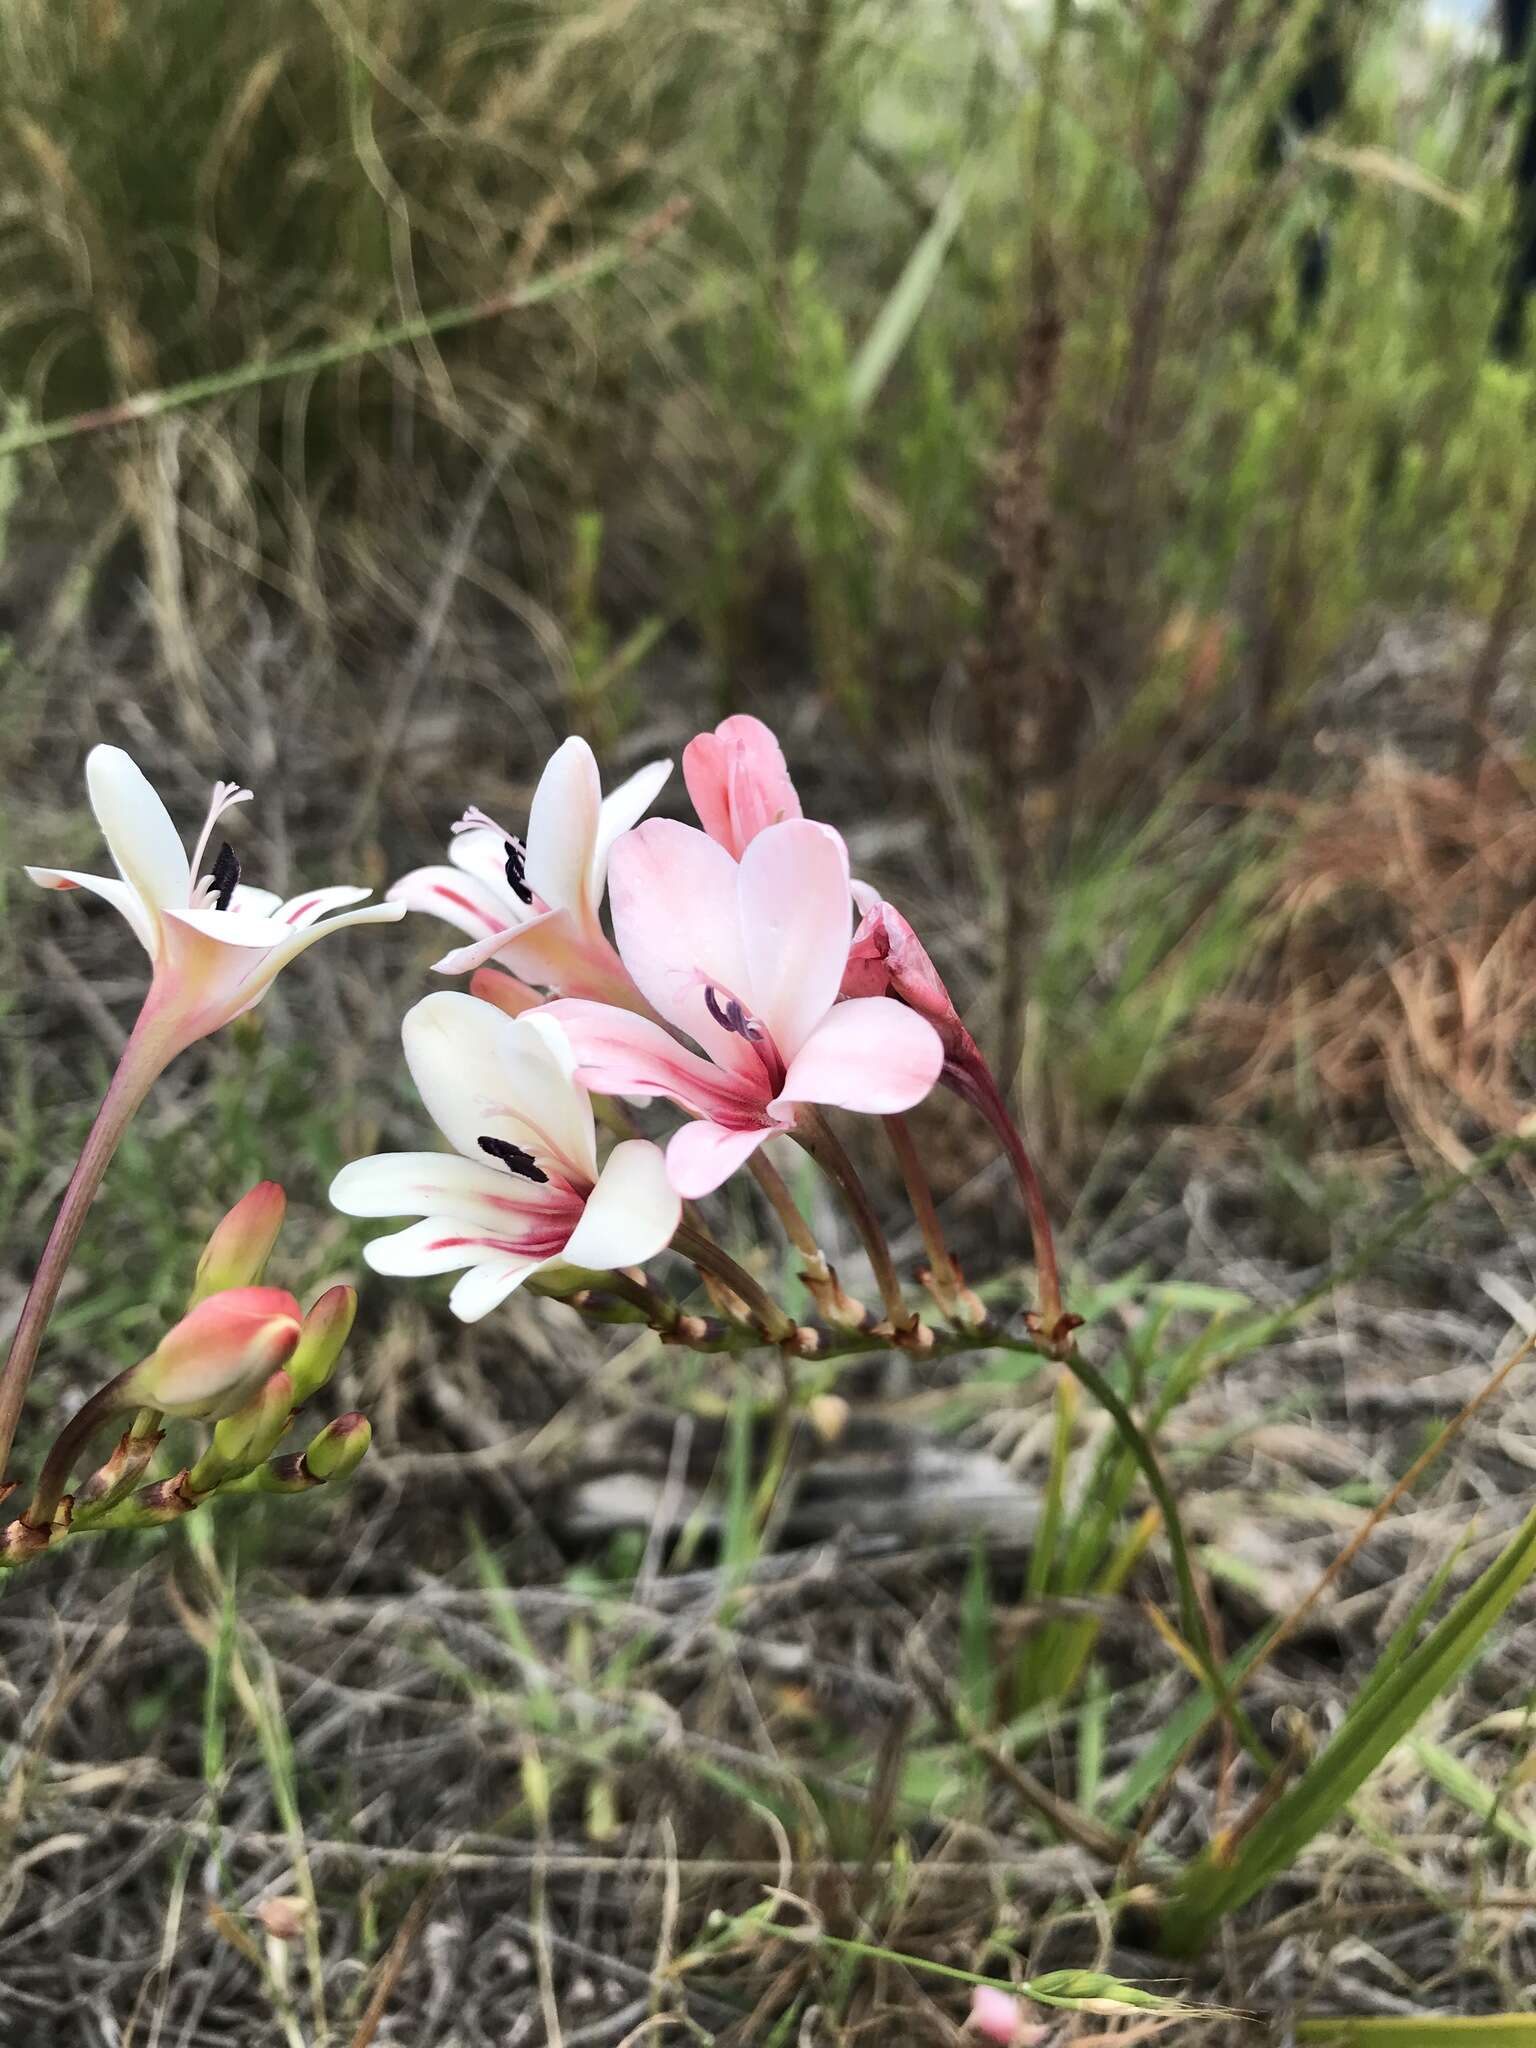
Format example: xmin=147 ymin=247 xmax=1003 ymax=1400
xmin=452 ymin=805 xmax=517 ymax=843
xmin=189 ymin=781 xmax=254 ymax=900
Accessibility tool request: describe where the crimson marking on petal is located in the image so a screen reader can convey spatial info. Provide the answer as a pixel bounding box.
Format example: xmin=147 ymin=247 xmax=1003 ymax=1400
xmin=284 ymin=896 xmax=322 ymax=924
xmin=433 ymin=885 xmax=504 ymax=932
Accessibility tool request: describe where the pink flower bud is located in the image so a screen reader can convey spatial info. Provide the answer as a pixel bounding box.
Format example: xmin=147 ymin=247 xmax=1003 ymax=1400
xmin=969 ymin=1987 xmax=1047 ymax=2045
xmin=842 ymin=897 xmax=973 ymax=1066
xmin=683 ymin=715 xmax=803 ymax=858
xmin=190 ymin=1182 xmax=287 ymax=1303
xmin=128 ymin=1287 xmax=303 ymax=1420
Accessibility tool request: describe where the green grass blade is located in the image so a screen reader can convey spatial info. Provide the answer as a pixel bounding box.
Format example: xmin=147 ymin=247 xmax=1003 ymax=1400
xmin=1297 ymin=2022 xmax=1536 ymax=2047
xmin=1412 ymin=1735 xmax=1536 ymax=1851
xmin=1160 ymin=1505 xmax=1536 ymax=1955
xmin=846 ymin=163 xmax=976 ymax=418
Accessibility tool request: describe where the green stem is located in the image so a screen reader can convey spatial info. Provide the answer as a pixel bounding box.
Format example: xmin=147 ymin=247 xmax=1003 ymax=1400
xmin=998 ymin=1333 xmax=1270 ymax=1772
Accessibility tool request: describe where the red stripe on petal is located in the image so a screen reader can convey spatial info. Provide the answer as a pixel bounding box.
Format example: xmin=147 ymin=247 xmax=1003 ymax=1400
xmin=433 ymin=887 xmax=504 ymax=932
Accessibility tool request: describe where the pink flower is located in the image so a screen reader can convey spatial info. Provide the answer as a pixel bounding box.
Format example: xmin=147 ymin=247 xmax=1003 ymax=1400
xmin=968 ymin=1987 xmax=1048 ymax=2045
xmin=330 ymin=993 xmax=680 ymax=1321
xmin=548 ymin=819 xmax=944 ymax=1198
xmin=388 ymin=737 xmax=670 ymax=1011
xmin=683 ymin=715 xmax=802 ymax=858
xmin=26 ymin=746 xmax=405 ymax=1056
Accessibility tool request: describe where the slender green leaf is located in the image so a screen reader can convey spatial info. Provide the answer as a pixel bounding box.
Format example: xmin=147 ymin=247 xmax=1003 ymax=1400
xmin=1160 ymin=1506 xmax=1536 ymax=1954
xmin=1297 ymin=2021 xmax=1536 ymax=2048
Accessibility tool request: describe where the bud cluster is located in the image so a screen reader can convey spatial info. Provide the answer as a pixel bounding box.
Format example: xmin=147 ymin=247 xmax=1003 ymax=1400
xmin=0 ymin=1182 xmax=370 ymax=1568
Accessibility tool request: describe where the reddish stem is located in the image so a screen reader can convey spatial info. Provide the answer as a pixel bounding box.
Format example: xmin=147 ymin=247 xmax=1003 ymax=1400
xmin=0 ymin=1004 xmax=177 ymax=1480
xmin=947 ymin=1057 xmax=1066 ymax=1346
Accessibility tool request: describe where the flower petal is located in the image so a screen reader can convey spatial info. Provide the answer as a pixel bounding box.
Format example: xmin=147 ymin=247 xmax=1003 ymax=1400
xmin=590 ymin=757 xmax=672 ymax=905
xmin=25 ymin=865 xmax=156 ymax=954
xmin=546 ymin=999 xmax=763 ymax=1124
xmin=163 ymin=906 xmax=288 ymax=949
xmin=664 ymin=1119 xmax=775 ymax=1198
xmin=560 ymin=1139 xmax=680 ymax=1269
xmin=431 ymin=910 xmax=558 ymax=977
xmin=683 ymin=715 xmax=802 ymax=857
xmin=390 ymin=865 xmax=514 ymax=941
xmin=227 ymin=884 xmax=285 ymax=919
xmin=184 ymin=900 xmax=406 ymax=1025
xmin=449 ymin=822 xmax=524 ymax=903
xmin=363 ymin=1218 xmax=529 ymax=1276
xmin=468 ymin=966 xmax=545 ymax=1018
xmin=275 ymin=883 xmax=374 ymax=929
xmin=449 ymin=1257 xmax=546 ymax=1321
xmin=737 ymin=819 xmax=851 ymax=1062
xmin=775 ymin=997 xmax=943 ymax=1115
xmin=86 ymin=745 xmax=189 ymax=912
xmin=330 ymin=1150 xmax=562 ymax=1233
xmin=403 ymin=990 xmax=598 ymax=1182
xmin=606 ymin=820 xmax=758 ymax=1077
xmin=525 ymin=736 xmax=602 ymax=917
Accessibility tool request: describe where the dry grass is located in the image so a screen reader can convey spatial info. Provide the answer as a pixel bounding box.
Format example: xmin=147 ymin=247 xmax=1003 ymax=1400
xmin=1208 ymin=747 xmax=1536 ymax=1162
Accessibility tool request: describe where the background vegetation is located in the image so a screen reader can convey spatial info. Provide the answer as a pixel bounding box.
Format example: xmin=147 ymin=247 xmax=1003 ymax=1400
xmin=5 ymin=0 xmax=1536 ymax=2039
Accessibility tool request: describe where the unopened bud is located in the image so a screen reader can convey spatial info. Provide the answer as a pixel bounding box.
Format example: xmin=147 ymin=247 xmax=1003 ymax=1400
xmin=302 ymin=1412 xmax=371 ymax=1484
xmin=190 ymin=1183 xmax=287 ymax=1303
xmin=285 ymin=1285 xmax=357 ymax=1404
xmin=255 ymin=1895 xmax=310 ymax=1942
xmin=187 ymin=1371 xmax=295 ymax=1495
xmin=127 ymin=1288 xmax=302 ymax=1421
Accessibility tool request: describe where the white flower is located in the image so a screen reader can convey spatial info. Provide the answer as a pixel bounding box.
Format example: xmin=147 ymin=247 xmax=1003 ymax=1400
xmin=387 ymin=736 xmax=670 ymax=1011
xmin=329 ymin=992 xmax=680 ymax=1321
xmin=27 ymin=745 xmax=404 ymax=1051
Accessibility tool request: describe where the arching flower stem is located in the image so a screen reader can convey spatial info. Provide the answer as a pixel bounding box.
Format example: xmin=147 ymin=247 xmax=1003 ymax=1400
xmin=883 ymin=1113 xmax=981 ymax=1326
xmin=792 ymin=1108 xmax=915 ymax=1335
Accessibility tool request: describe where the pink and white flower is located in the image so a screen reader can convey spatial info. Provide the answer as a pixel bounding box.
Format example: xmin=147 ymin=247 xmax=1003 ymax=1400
xmin=682 ymin=714 xmax=802 ymax=858
xmin=388 ymin=736 xmax=670 ymax=1011
xmin=26 ymin=745 xmax=404 ymax=1056
xmin=329 ymin=992 xmax=680 ymax=1321
xmin=548 ymin=818 xmax=944 ymax=1199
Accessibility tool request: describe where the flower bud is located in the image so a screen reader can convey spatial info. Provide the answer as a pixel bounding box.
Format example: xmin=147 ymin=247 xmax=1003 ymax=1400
xmin=285 ymin=1285 xmax=357 ymax=1404
xmin=190 ymin=1182 xmax=287 ymax=1304
xmin=842 ymin=899 xmax=969 ymax=1059
xmin=302 ymin=1411 xmax=371 ymax=1484
xmin=968 ymin=1988 xmax=1047 ymax=2045
xmin=127 ymin=1287 xmax=302 ymax=1421
xmin=186 ymin=1370 xmax=295 ymax=1495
